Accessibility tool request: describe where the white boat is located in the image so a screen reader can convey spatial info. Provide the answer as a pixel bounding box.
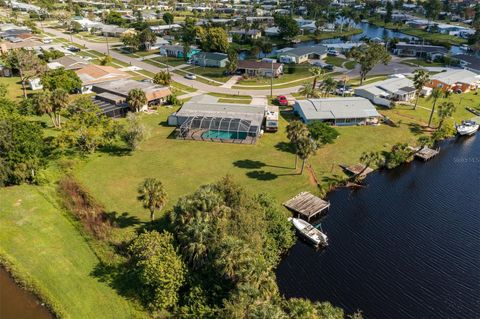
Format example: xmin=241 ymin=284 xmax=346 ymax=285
xmin=456 ymin=120 xmax=479 ymax=136
xmin=289 ymin=218 xmax=328 ymax=246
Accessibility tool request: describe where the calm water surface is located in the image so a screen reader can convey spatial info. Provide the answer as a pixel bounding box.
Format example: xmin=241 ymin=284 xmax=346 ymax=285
xmin=0 ymin=268 xmax=53 ymax=319
xmin=277 ymin=135 xmax=480 ymax=319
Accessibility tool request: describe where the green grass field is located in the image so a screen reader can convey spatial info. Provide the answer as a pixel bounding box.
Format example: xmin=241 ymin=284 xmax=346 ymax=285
xmin=0 ymin=77 xmax=24 ymax=100
xmin=400 ymin=58 xmax=445 ymax=67
xmin=325 ymin=56 xmax=348 ymax=67
xmin=0 ymin=185 xmax=146 ymax=319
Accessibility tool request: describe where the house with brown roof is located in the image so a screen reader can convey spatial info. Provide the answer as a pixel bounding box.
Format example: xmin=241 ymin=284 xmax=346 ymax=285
xmin=48 ymin=56 xmax=90 ymax=70
xmin=236 ymin=60 xmax=283 ymax=77
xmin=75 ymin=65 xmax=131 ymax=93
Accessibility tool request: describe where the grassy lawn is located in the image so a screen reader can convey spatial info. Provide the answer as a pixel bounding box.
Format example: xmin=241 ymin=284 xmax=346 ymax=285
xmin=0 ymin=184 xmax=146 ymax=319
xmin=297 ymin=28 xmax=363 ymax=42
xmin=73 ymin=107 xmax=421 ymax=224
xmin=151 ymin=56 xmax=187 ymax=67
xmin=401 ymin=58 xmax=445 ymax=67
xmin=344 ymin=60 xmax=357 ymax=70
xmin=350 ymin=75 xmax=390 ymax=87
xmin=0 ymin=77 xmax=24 ymax=100
xmin=236 ymin=64 xmax=313 ymax=86
xmin=325 ymin=56 xmax=348 ymax=67
xmin=171 ymin=81 xmax=197 ymax=93
xmin=218 ymin=98 xmax=253 ymax=104
xmin=208 ymin=92 xmax=251 ymax=99
xmin=181 ymin=66 xmax=231 ymax=83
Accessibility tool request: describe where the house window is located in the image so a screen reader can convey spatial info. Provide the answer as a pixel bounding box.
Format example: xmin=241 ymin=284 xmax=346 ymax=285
xmin=437 ymin=83 xmax=443 ymax=88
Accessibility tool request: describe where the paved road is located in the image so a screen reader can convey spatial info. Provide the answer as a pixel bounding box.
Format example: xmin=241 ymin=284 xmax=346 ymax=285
xmin=45 ymin=27 xmax=302 ymax=97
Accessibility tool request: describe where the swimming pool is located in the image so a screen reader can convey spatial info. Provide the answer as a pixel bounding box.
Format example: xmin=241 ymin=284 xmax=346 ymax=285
xmin=202 ymin=130 xmax=247 ymax=140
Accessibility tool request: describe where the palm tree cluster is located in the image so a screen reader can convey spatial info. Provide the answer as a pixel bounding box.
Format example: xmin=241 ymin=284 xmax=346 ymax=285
xmin=34 ymin=89 xmax=69 ymax=128
xmin=137 ymin=178 xmax=167 ymax=221
xmin=286 ymin=120 xmax=317 ymax=174
xmin=127 ymin=88 xmax=147 ymax=112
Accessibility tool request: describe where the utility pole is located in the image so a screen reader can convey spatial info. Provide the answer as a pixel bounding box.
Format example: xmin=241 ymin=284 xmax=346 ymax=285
xmin=104 ymin=0 xmax=110 ymax=56
xmin=270 ymin=59 xmax=274 ymax=99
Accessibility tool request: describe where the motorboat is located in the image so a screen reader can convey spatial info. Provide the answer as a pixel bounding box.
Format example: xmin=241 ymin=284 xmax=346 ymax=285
xmin=289 ymin=217 xmax=328 ymax=246
xmin=456 ymin=120 xmax=479 ymax=136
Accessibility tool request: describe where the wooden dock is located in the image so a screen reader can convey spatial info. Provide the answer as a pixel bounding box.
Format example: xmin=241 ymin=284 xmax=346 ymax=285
xmin=283 ymin=192 xmax=330 ymax=221
xmin=414 ymin=147 xmax=440 ymax=161
xmin=340 ymin=163 xmax=374 ymax=177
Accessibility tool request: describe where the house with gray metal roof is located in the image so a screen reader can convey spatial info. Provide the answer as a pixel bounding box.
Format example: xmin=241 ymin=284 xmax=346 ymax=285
xmin=293 ymin=97 xmax=381 ymax=126
xmin=192 ymin=52 xmax=228 ymax=68
xmin=355 ymin=76 xmax=416 ymax=107
xmin=277 ymin=45 xmax=327 ymax=64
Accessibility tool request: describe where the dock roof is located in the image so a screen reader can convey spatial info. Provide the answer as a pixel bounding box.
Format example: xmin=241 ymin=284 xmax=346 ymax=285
xmin=284 ymin=192 xmax=330 ymax=220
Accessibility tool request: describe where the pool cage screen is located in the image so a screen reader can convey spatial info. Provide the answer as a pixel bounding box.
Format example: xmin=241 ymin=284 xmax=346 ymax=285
xmin=178 ymin=116 xmax=256 ymax=140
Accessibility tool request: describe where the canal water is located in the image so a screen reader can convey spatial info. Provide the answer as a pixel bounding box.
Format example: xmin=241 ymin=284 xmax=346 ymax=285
xmin=0 ymin=268 xmax=53 ymax=319
xmin=277 ymin=135 xmax=480 ymax=319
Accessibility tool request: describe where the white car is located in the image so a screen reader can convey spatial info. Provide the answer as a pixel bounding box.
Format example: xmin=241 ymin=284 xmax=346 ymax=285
xmin=335 ymin=87 xmax=354 ymax=96
xmin=42 ymin=38 xmax=53 ymax=44
xmin=185 ymin=73 xmax=197 ymax=80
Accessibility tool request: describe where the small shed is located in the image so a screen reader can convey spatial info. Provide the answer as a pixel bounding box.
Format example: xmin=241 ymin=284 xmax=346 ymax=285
xmin=283 ymin=192 xmax=330 ymax=221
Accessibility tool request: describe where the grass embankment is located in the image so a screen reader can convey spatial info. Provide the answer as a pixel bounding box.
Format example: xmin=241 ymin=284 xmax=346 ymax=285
xmin=297 ymin=28 xmax=363 ymax=42
xmin=0 ymin=184 xmax=146 ymax=319
xmin=0 ymin=77 xmax=25 ymax=100
xmin=368 ymin=19 xmax=467 ymax=47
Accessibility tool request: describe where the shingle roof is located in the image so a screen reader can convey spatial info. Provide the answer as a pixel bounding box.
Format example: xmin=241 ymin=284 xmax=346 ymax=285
xmin=279 ymin=45 xmax=327 ymax=57
xmin=295 ymin=97 xmax=381 ymax=120
xmin=430 ymin=69 xmax=480 ymax=85
xmin=193 ymin=52 xmax=228 ymax=61
xmin=93 ymin=78 xmax=171 ymax=101
xmin=75 ymin=65 xmax=130 ymax=85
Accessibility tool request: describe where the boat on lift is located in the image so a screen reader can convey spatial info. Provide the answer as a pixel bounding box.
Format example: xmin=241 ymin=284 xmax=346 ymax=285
xmin=289 ymin=217 xmax=328 ymax=246
xmin=456 ymin=120 xmax=479 ymax=136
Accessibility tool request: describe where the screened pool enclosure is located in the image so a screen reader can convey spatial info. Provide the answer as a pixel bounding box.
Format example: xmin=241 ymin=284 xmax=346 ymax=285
xmin=178 ymin=116 xmax=257 ymax=141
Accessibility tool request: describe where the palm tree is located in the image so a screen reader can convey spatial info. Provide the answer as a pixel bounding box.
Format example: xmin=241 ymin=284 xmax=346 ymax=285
xmin=356 ymin=151 xmax=382 ymax=180
xmin=321 ymin=76 xmax=336 ymax=97
xmin=51 ymin=89 xmax=69 ymax=128
xmin=286 ymin=120 xmax=310 ymax=169
xmin=427 ymin=88 xmax=442 ymax=128
xmin=137 ymin=178 xmax=167 ymax=221
xmin=437 ymin=101 xmax=456 ymax=129
xmin=309 ymin=66 xmax=324 ymax=90
xmin=413 ymin=70 xmax=430 ymax=110
xmin=127 ymin=88 xmax=147 ymax=112
xmin=296 ymin=136 xmax=317 ymax=175
xmin=153 ymin=71 xmax=171 ymax=86
xmin=34 ymin=91 xmax=55 ymax=127
xmin=299 ymin=83 xmax=320 ymax=98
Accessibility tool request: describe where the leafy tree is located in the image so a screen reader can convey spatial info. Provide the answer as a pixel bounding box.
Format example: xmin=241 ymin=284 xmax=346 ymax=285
xmin=41 ymin=68 xmax=82 ymax=93
xmin=284 ymin=298 xmax=317 ymax=319
xmin=286 ymin=120 xmax=310 ymax=169
xmin=358 ymin=151 xmax=383 ymax=178
xmin=40 ymin=48 xmax=64 ymax=62
xmin=127 ymin=88 xmax=147 ymax=112
xmin=138 ymin=178 xmax=167 ymax=221
xmin=128 ymin=231 xmax=185 ymax=311
xmin=431 ymin=121 xmax=456 ymax=141
xmin=412 ymin=70 xmax=430 ymax=110
xmin=309 ymin=66 xmax=324 ymax=89
xmin=307 ymin=122 xmax=339 ymax=144
xmin=139 ymin=28 xmax=157 ymax=51
xmin=423 ymin=0 xmax=442 ymax=22
xmin=0 ymin=83 xmax=7 ymax=98
xmin=437 ymin=101 xmax=456 ymax=129
xmin=316 ymin=302 xmax=345 ymax=319
xmin=347 ymin=43 xmax=391 ymax=85
xmin=385 ymin=143 xmax=411 ymax=169
xmin=99 ymin=55 xmax=112 ymax=66
xmin=121 ymin=113 xmax=149 ymax=150
xmin=56 ymin=98 xmax=116 ymax=153
xmin=153 ymin=71 xmax=171 ymax=86
xmin=162 ymin=12 xmax=174 ymax=25
xmin=181 ymin=17 xmax=197 ymax=46
xmin=106 ymin=11 xmax=125 ymax=25
xmin=2 ymin=49 xmax=47 ymax=98
xmin=385 ymin=1 xmax=393 ymax=23
xmin=427 ymin=88 xmax=442 ymax=128
xmin=122 ymin=32 xmax=141 ymax=51
xmin=274 ymin=14 xmax=300 ymax=40
xmin=296 ymin=136 xmax=317 ymax=174
xmin=0 ymin=111 xmax=46 ymax=186
xmin=70 ymin=20 xmax=83 ymax=33
xmin=226 ymin=48 xmax=238 ymax=74
xmin=196 ymin=27 xmax=230 ymax=53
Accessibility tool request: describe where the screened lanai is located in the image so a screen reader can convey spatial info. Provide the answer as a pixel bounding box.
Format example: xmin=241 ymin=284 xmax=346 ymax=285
xmin=168 ymin=95 xmax=266 ymax=144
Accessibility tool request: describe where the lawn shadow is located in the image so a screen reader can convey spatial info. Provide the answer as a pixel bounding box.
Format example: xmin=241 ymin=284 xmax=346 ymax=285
xmin=106 ymin=212 xmax=141 ymax=228
xmin=408 ymin=123 xmax=427 ymax=135
xmin=246 ymin=170 xmax=278 ymax=180
xmin=136 ymin=213 xmax=171 ymax=234
xmin=99 ymin=144 xmax=132 ymax=157
xmin=90 ymin=262 xmax=140 ymax=301
xmin=274 ymin=141 xmax=295 ymax=154
xmin=233 ymin=159 xmax=266 ymax=169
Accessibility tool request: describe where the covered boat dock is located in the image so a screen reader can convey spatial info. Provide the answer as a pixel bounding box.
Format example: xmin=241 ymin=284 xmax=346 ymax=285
xmin=283 ymin=192 xmax=330 ymax=221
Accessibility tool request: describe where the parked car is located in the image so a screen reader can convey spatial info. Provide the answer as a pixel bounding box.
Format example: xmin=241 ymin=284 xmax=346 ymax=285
xmin=335 ymin=86 xmax=354 ymax=96
xmin=42 ymin=38 xmax=52 ymax=44
xmin=327 ymin=49 xmax=340 ymax=56
xmin=323 ymin=64 xmax=334 ymax=71
xmin=185 ymin=73 xmax=197 ymax=80
xmin=67 ymin=46 xmax=80 ymax=52
xmin=276 ymin=95 xmax=289 ymax=106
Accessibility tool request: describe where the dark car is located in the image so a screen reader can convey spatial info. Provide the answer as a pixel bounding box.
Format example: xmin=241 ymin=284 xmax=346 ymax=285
xmin=67 ymin=46 xmax=81 ymax=52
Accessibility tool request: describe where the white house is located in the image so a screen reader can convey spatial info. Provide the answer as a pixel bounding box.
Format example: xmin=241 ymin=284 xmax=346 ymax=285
xmin=355 ymin=77 xmax=417 ymax=107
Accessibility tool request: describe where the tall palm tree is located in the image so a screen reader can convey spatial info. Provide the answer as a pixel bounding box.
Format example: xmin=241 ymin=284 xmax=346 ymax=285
xmin=321 ymin=76 xmax=336 ymax=97
xmin=309 ymin=66 xmax=324 ymax=90
xmin=296 ymin=136 xmax=317 ymax=175
xmin=153 ymin=71 xmax=171 ymax=86
xmin=413 ymin=70 xmax=430 ymax=110
xmin=427 ymin=88 xmax=442 ymax=128
xmin=127 ymin=88 xmax=147 ymax=112
xmin=137 ymin=178 xmax=167 ymax=221
xmin=357 ymin=151 xmax=382 ymax=180
xmin=34 ymin=91 xmax=55 ymax=127
xmin=286 ymin=121 xmax=310 ymax=169
xmin=437 ymin=101 xmax=456 ymax=129
xmin=299 ymin=83 xmax=320 ymax=98
xmin=51 ymin=89 xmax=69 ymax=128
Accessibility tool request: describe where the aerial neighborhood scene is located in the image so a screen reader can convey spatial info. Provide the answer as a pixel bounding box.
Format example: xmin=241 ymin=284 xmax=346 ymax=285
xmin=0 ymin=0 xmax=479 ymax=318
